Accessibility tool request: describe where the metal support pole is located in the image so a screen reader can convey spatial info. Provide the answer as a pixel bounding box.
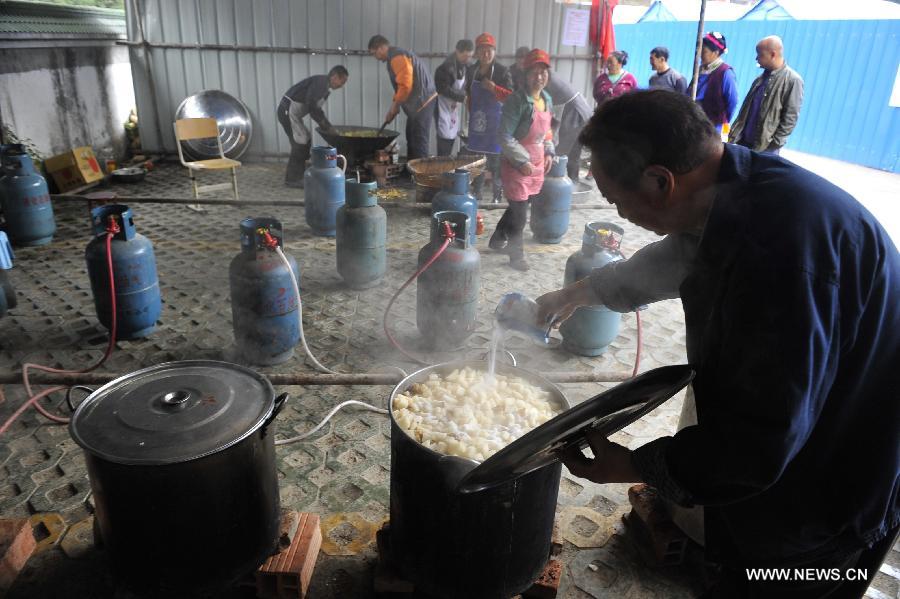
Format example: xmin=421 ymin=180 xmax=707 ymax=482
xmin=690 ymin=0 xmax=709 ymax=101
xmin=51 ymin=193 xmax=615 ymax=211
xmin=0 ymin=370 xmax=631 ymax=386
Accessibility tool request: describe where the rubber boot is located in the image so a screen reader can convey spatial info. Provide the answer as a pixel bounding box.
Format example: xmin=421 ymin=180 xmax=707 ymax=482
xmin=285 ymin=143 xmax=310 ymax=188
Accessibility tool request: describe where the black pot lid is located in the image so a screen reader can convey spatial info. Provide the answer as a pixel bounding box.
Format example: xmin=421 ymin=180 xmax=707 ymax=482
xmin=457 ymin=365 xmax=694 ymax=494
xmin=69 ymin=361 xmax=275 ymax=466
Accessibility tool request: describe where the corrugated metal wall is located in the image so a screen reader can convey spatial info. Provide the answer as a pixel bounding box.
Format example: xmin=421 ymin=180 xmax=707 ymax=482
xmin=615 ymin=20 xmax=900 ymax=172
xmin=126 ymin=0 xmax=596 ymax=158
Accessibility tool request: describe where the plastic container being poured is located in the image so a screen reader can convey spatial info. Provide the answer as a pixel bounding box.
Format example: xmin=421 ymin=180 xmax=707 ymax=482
xmin=494 ymin=292 xmax=554 ymax=344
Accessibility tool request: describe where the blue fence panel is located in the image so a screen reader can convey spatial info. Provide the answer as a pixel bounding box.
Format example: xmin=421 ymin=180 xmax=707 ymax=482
xmin=614 ymin=20 xmax=900 ymax=172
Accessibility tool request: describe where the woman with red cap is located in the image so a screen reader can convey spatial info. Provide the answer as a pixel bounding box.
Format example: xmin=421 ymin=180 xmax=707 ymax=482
xmin=490 ymin=48 xmax=554 ymax=272
xmin=466 ymin=32 xmax=513 ymax=203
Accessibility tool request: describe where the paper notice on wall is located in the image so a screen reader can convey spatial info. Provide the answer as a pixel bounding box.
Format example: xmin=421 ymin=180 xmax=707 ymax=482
xmin=562 ymin=8 xmax=590 ymax=47
xmin=890 ymin=63 xmax=900 ymax=108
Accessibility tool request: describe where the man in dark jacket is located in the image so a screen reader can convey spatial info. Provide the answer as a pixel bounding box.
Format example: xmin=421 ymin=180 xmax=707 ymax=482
xmin=368 ymin=34 xmax=437 ymax=161
xmin=276 ymin=65 xmax=348 ymax=187
xmin=729 ymin=36 xmax=804 ymax=154
xmin=537 ymin=90 xmax=900 ymax=599
xmin=509 ymin=46 xmax=531 ymax=92
xmin=434 ymin=39 xmax=473 ymax=157
xmin=466 ymin=33 xmax=514 ymax=202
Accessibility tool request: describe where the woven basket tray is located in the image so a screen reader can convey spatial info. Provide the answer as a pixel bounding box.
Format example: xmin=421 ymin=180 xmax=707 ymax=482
xmin=406 ymin=154 xmax=487 ymax=188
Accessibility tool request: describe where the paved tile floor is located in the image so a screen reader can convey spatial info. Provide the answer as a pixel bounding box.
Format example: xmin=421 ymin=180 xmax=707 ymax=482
xmin=0 ymin=159 xmax=896 ymax=598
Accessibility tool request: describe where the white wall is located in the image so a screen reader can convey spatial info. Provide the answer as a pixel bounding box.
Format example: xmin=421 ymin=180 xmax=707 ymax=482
xmin=0 ymin=44 xmax=136 ymax=163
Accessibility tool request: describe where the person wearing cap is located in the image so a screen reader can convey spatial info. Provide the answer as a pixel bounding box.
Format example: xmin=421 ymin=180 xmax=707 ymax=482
xmin=466 ymin=33 xmax=514 ymax=203
xmin=544 ymin=70 xmax=592 ymax=181
xmin=434 ymin=39 xmax=474 ymax=157
xmin=490 ymin=49 xmax=555 ymax=272
xmin=729 ymin=36 xmax=804 ymax=155
xmin=368 ymin=34 xmax=438 ymax=161
xmin=509 ymin=46 xmax=532 ymax=92
xmin=276 ymin=66 xmax=348 ymax=187
xmin=593 ymin=50 xmax=638 ymax=106
xmin=689 ymin=31 xmax=738 ymax=135
xmin=535 ymin=90 xmax=900 ymax=599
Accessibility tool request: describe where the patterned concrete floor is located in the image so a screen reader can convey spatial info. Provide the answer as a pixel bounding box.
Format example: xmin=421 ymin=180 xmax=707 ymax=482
xmin=0 ymin=162 xmax=896 ymax=598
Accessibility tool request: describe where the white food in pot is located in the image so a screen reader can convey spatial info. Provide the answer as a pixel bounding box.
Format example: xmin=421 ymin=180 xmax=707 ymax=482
xmin=392 ymin=367 xmax=562 ymax=462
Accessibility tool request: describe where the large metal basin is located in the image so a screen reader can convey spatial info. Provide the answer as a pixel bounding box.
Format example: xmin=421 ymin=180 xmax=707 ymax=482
xmin=316 ymin=125 xmax=400 ymax=166
xmin=175 ymin=90 xmax=253 ymax=160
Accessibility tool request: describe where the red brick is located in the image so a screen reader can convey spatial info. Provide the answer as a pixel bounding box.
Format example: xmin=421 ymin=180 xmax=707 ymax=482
xmin=0 ymin=518 xmax=37 ymax=591
xmin=256 ymin=512 xmax=322 ymax=599
xmin=523 ymin=559 xmax=562 ymax=599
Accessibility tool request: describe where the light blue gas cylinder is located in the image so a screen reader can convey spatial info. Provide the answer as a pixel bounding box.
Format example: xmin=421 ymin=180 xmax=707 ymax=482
xmin=304 ymin=146 xmax=346 ymax=236
xmin=431 ymin=169 xmax=478 ymax=246
xmin=559 ymin=222 xmax=625 ymax=356
xmin=85 ymin=205 xmax=162 ymax=339
xmin=530 ymin=155 xmax=572 ymax=244
xmin=0 ymin=144 xmax=56 ymax=246
xmin=229 ymin=217 xmax=301 ymax=365
xmin=336 ymin=180 xmax=387 ymax=289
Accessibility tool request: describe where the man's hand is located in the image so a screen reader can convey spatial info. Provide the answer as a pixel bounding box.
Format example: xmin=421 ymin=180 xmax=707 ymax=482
xmin=384 ymin=103 xmax=400 ymax=124
xmin=559 ymin=428 xmax=642 ymax=484
xmin=543 ymin=155 xmax=553 ymax=174
xmin=535 ymin=279 xmax=596 ymax=327
xmin=518 ymin=162 xmax=534 ymax=176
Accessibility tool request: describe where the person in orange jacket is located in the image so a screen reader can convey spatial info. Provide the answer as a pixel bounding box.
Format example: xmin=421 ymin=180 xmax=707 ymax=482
xmin=368 ymin=34 xmax=438 ymax=160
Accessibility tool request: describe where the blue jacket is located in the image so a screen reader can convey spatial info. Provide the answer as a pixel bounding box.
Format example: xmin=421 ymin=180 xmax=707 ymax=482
xmin=591 ymin=144 xmax=900 ymax=566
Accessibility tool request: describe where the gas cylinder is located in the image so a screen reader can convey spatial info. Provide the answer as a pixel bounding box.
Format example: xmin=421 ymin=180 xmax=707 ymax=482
xmin=0 ymin=144 xmax=56 ymax=246
xmin=336 ymin=180 xmax=387 ymax=289
xmin=85 ymin=205 xmax=161 ymax=339
xmin=416 ymin=211 xmax=480 ymax=349
xmin=559 ymin=222 xmax=625 ymax=356
xmin=0 ymin=232 xmax=16 ymax=319
xmin=304 ymin=146 xmax=346 ymax=236
xmin=229 ymin=217 xmax=301 ymax=365
xmin=529 ymin=155 xmax=572 ymax=244
xmin=431 ymin=169 xmax=477 ymax=246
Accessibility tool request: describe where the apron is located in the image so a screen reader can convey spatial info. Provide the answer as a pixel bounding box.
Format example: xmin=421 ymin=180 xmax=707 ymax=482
xmin=436 ymin=69 xmax=466 ymax=140
xmin=284 ymin=95 xmax=325 ymax=146
xmin=466 ymin=69 xmax=502 ymax=154
xmin=500 ymin=106 xmax=552 ymax=202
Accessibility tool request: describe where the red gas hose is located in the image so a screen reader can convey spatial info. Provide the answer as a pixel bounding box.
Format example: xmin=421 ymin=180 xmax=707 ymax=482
xmin=383 ymin=222 xmax=455 ymax=366
xmin=0 ymin=225 xmax=119 ymax=435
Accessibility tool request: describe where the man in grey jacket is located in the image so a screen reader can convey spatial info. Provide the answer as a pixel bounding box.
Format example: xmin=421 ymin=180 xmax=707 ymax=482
xmin=729 ymin=36 xmax=803 ymax=154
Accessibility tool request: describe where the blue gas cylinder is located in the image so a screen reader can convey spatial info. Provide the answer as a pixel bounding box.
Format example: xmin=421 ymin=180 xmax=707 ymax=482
xmin=229 ymin=217 xmax=301 ymax=365
xmin=416 ymin=211 xmax=480 ymax=349
xmin=336 ymin=180 xmax=387 ymax=289
xmin=559 ymin=222 xmax=625 ymax=356
xmin=530 ymin=156 xmax=572 ymax=244
xmin=431 ymin=169 xmax=477 ymax=246
xmin=304 ymin=146 xmax=346 ymax=236
xmin=0 ymin=144 xmax=56 ymax=246
xmin=0 ymin=232 xmax=16 ymax=319
xmin=85 ymin=205 xmax=161 ymax=339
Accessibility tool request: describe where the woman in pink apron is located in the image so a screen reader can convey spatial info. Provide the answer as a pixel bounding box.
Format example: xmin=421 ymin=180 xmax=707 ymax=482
xmin=490 ymin=49 xmax=554 ymax=272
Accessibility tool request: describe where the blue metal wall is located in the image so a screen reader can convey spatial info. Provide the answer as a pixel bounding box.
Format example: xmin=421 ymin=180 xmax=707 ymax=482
xmin=615 ymin=20 xmax=900 ymax=172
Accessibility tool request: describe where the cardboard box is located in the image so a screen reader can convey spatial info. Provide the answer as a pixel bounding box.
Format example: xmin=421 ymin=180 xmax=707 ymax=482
xmin=44 ymin=146 xmax=103 ymax=192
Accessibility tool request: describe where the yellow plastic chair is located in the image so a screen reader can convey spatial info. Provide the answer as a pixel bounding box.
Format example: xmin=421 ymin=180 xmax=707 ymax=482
xmin=173 ymin=117 xmax=241 ymax=205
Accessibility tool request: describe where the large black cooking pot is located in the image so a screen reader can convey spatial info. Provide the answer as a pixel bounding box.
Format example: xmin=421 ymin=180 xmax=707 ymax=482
xmin=388 ymin=361 xmax=569 ymax=599
xmin=316 ymin=125 xmax=400 ymax=167
xmin=69 ymin=360 xmax=287 ymax=594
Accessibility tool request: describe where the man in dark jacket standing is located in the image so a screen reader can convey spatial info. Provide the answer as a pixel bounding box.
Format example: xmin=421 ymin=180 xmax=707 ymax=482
xmin=729 ymin=36 xmax=804 ymax=155
xmin=538 ymin=90 xmax=899 ymax=599
xmin=434 ymin=39 xmax=473 ymax=157
xmin=466 ymin=33 xmax=514 ymax=202
xmin=368 ymin=35 xmax=438 ymax=161
xmin=509 ymin=46 xmax=531 ymax=92
xmin=276 ymin=65 xmax=348 ymax=187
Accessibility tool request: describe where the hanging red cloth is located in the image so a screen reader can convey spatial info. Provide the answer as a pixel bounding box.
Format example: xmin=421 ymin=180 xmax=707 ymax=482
xmin=589 ymin=0 xmax=619 ymax=60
